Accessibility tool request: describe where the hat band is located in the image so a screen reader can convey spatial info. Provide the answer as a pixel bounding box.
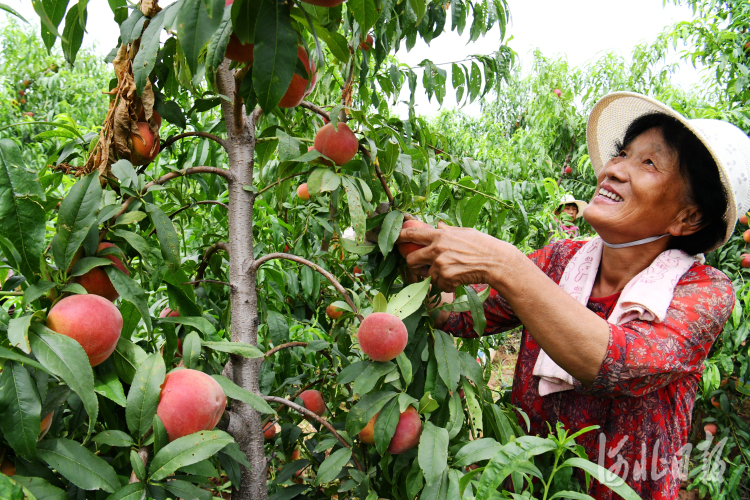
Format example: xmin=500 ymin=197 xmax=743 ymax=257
xmin=601 ymin=233 xmax=670 ymax=249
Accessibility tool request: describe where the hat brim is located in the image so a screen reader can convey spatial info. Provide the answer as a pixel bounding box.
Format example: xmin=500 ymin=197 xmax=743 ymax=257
xmin=586 ymin=92 xmax=736 ymax=252
xmin=557 ymin=199 xmax=588 ymax=219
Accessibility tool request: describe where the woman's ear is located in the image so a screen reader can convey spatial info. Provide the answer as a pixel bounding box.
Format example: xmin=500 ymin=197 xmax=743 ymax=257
xmin=669 ymin=205 xmax=704 ymax=237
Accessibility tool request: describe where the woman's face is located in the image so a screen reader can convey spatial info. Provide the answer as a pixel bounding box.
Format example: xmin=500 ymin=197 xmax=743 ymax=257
xmin=583 ymin=127 xmax=695 ymax=244
xmin=561 ymin=204 xmax=578 ymax=220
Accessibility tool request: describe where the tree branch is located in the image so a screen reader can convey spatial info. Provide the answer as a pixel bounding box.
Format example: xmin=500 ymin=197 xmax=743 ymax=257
xmin=264 ymin=342 xmax=334 ymax=365
xmin=372 ymin=160 xmax=395 ymax=206
xmin=257 ymin=170 xmax=310 ymax=195
xmin=233 ymin=72 xmax=245 ymax=134
xmin=251 ymin=253 xmax=363 ymax=321
xmin=183 ymin=279 xmax=231 ymax=287
xmin=161 ymin=131 xmax=226 ymax=151
xmin=263 ymin=396 xmax=363 ymax=471
xmin=195 ymin=242 xmax=230 ymax=283
xmin=299 ymin=101 xmax=330 ymax=121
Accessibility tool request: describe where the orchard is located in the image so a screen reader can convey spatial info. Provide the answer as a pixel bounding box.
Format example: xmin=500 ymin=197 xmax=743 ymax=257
xmin=0 ymin=0 xmax=748 ymax=499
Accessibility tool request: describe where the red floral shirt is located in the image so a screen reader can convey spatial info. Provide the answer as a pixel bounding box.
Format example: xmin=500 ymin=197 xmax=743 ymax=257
xmin=445 ymin=240 xmax=734 ymax=500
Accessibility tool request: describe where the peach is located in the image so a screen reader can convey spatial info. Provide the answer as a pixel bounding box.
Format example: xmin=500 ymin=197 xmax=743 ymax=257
xmin=129 ymin=122 xmax=159 ymax=166
xmin=397 ymin=220 xmax=430 ymax=258
xmin=1 ymin=458 xmax=15 ymax=476
xmin=326 ymin=305 xmax=343 ymax=320
xmin=299 ymin=390 xmax=325 ymax=416
xmin=40 ymin=411 xmax=53 ymax=439
xmin=159 ymin=307 xmax=180 ymax=318
xmin=703 ymin=423 xmax=718 ymax=435
xmin=156 ymin=368 xmax=227 ymax=442
xmin=225 ymin=36 xmax=254 ymax=63
xmin=360 ymin=34 xmax=374 ymax=51
xmin=291 ymin=449 xmax=300 ymax=461
xmin=263 ymin=422 xmax=276 ymax=440
xmin=278 ymin=46 xmax=316 ymax=108
xmin=313 ymin=123 xmax=358 ymax=166
xmin=297 ymin=183 xmax=310 ymax=201
xmin=743 ymin=229 xmax=750 ymax=243
xmin=553 ymin=89 xmax=561 ymax=97
xmin=353 ymin=266 xmax=362 ymax=275
xmin=565 ymin=166 xmax=573 ymax=175
xmin=387 ymin=406 xmax=422 ymax=454
xmin=741 ymin=254 xmax=750 ymax=268
xmin=75 ymin=243 xmax=129 ymax=302
xmin=358 ymin=413 xmax=377 ymax=445
xmin=740 ymin=214 xmax=749 ymax=225
xmin=46 ymin=294 xmax=123 ymax=366
xmin=357 ymin=312 xmax=408 ymax=362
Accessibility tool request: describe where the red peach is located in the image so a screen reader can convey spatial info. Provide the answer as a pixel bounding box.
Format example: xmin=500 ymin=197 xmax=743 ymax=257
xmin=703 ymin=423 xmax=718 ymax=435
xmin=357 ymin=312 xmax=408 ymax=362
xmin=743 ymin=229 xmax=750 ymax=243
xmin=739 ymin=214 xmax=748 ymax=225
xmin=313 ymin=123 xmax=358 ymax=166
xmin=360 ymin=34 xmax=374 ymax=51
xmin=129 ymin=122 xmax=159 ymax=166
xmin=46 ymin=294 xmax=123 ymax=366
xmin=299 ymin=390 xmax=325 ymax=416
xmin=326 ymin=305 xmax=343 ymax=320
xmin=297 ymin=183 xmax=310 ymax=201
xmin=741 ymin=254 xmax=750 ymax=268
xmin=397 ymin=219 xmax=431 ymax=258
xmin=278 ymin=46 xmax=316 ymax=108
xmin=156 ymin=368 xmax=227 ymax=442
xmin=75 ymin=243 xmax=129 ymax=302
xmin=387 ymin=406 xmax=422 ymax=454
xmin=39 ymin=411 xmax=53 ymax=439
xmin=308 ymin=146 xmax=333 ymax=167
xmin=159 ymin=307 xmax=180 ymax=318
xmin=1 ymin=459 xmax=15 ymax=476
xmin=565 ymin=166 xmax=572 ymax=175
xmin=263 ymin=422 xmax=276 ymax=440
xmin=225 ymin=36 xmax=254 ymax=63
xmin=359 ymin=413 xmax=377 ymax=445
xmin=553 ymin=89 xmax=561 ymax=97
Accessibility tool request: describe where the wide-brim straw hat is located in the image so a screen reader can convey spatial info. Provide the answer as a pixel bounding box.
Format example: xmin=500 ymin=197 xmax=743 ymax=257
xmin=587 ymin=91 xmax=750 ymax=252
xmin=557 ymin=194 xmax=587 ymax=219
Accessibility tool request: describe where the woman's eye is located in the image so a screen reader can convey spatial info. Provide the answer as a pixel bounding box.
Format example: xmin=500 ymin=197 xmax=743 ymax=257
xmin=645 ymin=159 xmax=654 ymax=166
xmin=617 ymin=150 xmax=626 ymax=157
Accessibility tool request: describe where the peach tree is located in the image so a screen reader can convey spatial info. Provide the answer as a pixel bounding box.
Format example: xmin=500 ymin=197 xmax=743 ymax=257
xmin=0 ymin=1 xmax=641 ymax=499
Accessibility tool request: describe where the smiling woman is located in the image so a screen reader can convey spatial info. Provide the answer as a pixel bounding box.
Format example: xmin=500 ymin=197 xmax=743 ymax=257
xmin=397 ymin=92 xmax=750 ymax=499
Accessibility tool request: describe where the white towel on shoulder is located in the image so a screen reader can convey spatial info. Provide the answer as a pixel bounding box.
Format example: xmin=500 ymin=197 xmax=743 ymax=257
xmin=532 ymin=236 xmax=698 ymax=396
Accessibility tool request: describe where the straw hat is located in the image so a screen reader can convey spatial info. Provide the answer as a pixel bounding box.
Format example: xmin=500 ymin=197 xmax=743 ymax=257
xmin=587 ymin=92 xmax=750 ymax=251
xmin=557 ymin=194 xmax=587 ymax=219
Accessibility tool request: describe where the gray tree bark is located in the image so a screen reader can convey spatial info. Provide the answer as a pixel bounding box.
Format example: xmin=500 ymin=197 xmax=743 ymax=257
xmin=216 ymin=61 xmax=268 ymax=500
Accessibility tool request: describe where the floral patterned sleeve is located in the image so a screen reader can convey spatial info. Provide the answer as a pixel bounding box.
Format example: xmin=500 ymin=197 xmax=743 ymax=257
xmin=443 ymin=241 xmax=577 ymax=338
xmin=575 ymin=265 xmax=735 ymax=398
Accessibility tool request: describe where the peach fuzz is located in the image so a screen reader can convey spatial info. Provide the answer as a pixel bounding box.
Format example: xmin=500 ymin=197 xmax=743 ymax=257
xmin=357 ymin=312 xmax=408 ymax=362
xmin=313 ymin=123 xmax=358 ymax=166
xmin=397 ymin=220 xmax=431 ymax=258
xmin=46 ymin=294 xmax=123 ymax=366
xmin=156 ymin=368 xmax=227 ymax=442
xmin=75 ymin=242 xmax=129 ymax=301
xmin=299 ymin=389 xmax=326 ymax=416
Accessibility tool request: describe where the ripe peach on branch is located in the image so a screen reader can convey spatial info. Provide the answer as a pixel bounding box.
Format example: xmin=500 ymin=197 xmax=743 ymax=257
xmin=357 ymin=312 xmax=408 ymax=362
xmin=298 ymin=389 xmax=326 ymax=416
xmin=75 ymin=242 xmax=129 ymax=301
xmin=156 ymin=368 xmax=227 ymax=441
xmin=313 ymin=123 xmax=359 ymax=166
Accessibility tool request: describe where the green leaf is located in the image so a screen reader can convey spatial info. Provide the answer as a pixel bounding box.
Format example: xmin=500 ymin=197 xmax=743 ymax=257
xmin=37 ymin=438 xmax=120 ymax=492
xmin=373 ymin=396 xmax=400 ymax=455
xmin=202 ymin=341 xmax=264 ymax=358
xmin=104 ymin=482 xmax=147 ymax=500
xmin=0 ymin=139 xmax=46 ymax=278
xmin=211 ymin=374 xmax=274 ymax=413
xmin=346 ymin=391 xmax=397 ymax=437
xmin=476 ymin=438 xmax=557 ymax=498
xmin=164 ymin=480 xmax=212 ymax=500
xmin=453 ymin=438 xmax=502 ymax=468
xmin=418 ymin=392 xmax=439 ymax=414
xmin=340 ymin=237 xmax=376 ymax=255
xmin=31 ymin=0 xmax=63 ymax=42
xmin=91 ymin=430 xmax=134 ymax=448
xmin=206 ymin=6 xmax=233 ymax=74
xmin=104 ymin=266 xmax=153 ymax=333
xmin=148 ymin=430 xmax=235 ymax=481
xmin=229 ymin=0 xmax=260 ymax=44
xmin=342 ymin=177 xmax=366 ymax=242
xmin=559 ymin=457 xmax=642 ymax=500
xmin=549 ymin=492 xmax=596 ymax=500
xmin=353 ymin=361 xmax=396 ymax=396
xmin=408 ymin=0 xmax=426 ymax=25
xmin=133 ymin=7 xmax=167 ymax=94
xmin=29 ymin=324 xmax=98 ymax=437
xmin=0 ymin=3 xmax=29 ymax=24
xmin=252 ymin=0 xmax=298 ymax=111
xmin=307 ymin=168 xmax=340 ymax=196
xmin=145 ymin=203 xmax=181 ymax=270
xmin=315 ymin=448 xmax=351 ymax=485
xmin=51 ymin=173 xmax=101 ymax=273
xmin=69 ymin=257 xmax=112 ymax=277
xmin=0 ymin=346 xmax=50 ymax=374
xmin=378 ymin=210 xmax=403 ymax=256
xmin=178 ymin=0 xmax=225 ymax=75
xmin=0 ymin=362 xmax=41 ymax=459
xmin=8 ymin=315 xmax=33 ymax=354
xmin=337 ymin=360 xmax=367 ymax=384
xmin=111 ymin=229 xmax=150 ymax=261
xmin=418 ymin=421 xmax=449 ymax=485
xmin=12 ymin=476 xmax=67 ymax=500
xmin=22 ymin=280 xmax=56 ymax=307
xmin=126 ymin=352 xmax=166 ymax=438
xmin=130 ymin=450 xmax=146 ymax=482
xmin=182 ymin=331 xmax=201 ymax=369
xmin=111 ymin=337 xmax=148 ymax=385
xmin=39 ymin=0 xmax=68 ymax=50
xmin=158 ymin=315 xmax=216 ymax=338
xmin=60 ymin=1 xmax=86 ymax=65
xmin=94 ymin=370 xmax=127 ymax=407
xmin=396 ymin=352 xmax=412 ymax=387
xmin=386 ymin=279 xmax=430 ymax=319
xmin=432 ymin=330 xmax=461 ymax=392
xmin=348 ymin=0 xmax=378 ymax=33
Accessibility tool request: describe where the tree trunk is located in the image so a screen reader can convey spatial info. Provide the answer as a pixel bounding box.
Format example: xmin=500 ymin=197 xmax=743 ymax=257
xmin=216 ymin=61 xmax=267 ymax=500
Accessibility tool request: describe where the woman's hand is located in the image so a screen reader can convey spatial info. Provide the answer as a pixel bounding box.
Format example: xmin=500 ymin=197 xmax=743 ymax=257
xmin=396 ymin=222 xmax=511 ymax=293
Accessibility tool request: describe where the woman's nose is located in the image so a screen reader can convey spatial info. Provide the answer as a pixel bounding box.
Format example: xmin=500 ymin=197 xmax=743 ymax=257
xmin=601 ymin=158 xmax=629 ymax=183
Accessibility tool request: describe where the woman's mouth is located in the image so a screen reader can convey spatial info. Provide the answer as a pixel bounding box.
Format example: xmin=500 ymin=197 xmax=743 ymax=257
xmin=597 ymin=188 xmax=623 ymax=202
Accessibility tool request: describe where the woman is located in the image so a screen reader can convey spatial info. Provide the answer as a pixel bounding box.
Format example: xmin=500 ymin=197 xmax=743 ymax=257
xmin=397 ymin=92 xmax=750 ymax=499
xmin=551 ymin=194 xmax=588 ymax=238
